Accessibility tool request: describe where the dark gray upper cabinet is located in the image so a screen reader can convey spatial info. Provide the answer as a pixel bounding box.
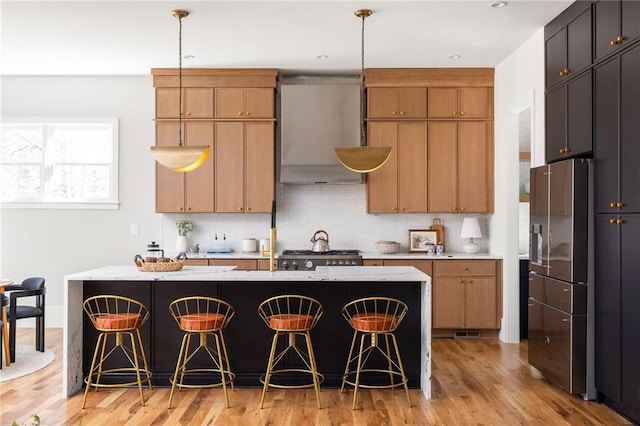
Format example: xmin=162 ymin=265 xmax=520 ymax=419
xmin=545 ymin=2 xmax=592 ymax=89
xmin=594 ymin=1 xmax=640 ymax=62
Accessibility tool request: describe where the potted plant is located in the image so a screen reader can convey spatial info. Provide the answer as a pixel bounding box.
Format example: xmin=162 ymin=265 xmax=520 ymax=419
xmin=175 ymin=220 xmax=194 ymax=253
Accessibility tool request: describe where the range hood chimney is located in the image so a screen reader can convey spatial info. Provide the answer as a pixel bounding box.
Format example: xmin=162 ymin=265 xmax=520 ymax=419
xmin=279 ymin=75 xmax=362 ymax=184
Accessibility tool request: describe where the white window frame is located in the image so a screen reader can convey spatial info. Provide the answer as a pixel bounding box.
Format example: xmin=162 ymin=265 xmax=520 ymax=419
xmin=0 ymin=117 xmax=119 ymax=210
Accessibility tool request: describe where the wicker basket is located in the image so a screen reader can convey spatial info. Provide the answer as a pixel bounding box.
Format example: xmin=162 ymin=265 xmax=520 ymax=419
xmin=135 ymin=259 xmax=185 ymax=272
xmin=375 ymin=241 xmax=400 ymax=254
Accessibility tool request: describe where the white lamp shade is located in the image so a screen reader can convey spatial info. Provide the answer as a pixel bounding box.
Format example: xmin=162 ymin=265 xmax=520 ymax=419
xmin=460 ymin=217 xmax=482 ymax=239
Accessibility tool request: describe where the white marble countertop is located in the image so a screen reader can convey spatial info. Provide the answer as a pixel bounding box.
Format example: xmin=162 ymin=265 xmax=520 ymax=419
xmin=182 ymin=251 xmax=502 ymax=260
xmin=184 ymin=252 xmax=270 ymax=259
xmin=65 ymin=265 xmax=431 ymax=282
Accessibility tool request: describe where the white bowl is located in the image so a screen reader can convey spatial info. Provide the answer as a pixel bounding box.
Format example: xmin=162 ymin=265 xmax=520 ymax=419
xmin=376 ymin=241 xmax=400 ymax=254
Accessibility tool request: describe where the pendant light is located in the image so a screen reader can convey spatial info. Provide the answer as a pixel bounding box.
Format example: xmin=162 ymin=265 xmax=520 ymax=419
xmin=335 ymin=9 xmax=392 ymax=173
xmin=151 ymin=9 xmax=209 ymax=173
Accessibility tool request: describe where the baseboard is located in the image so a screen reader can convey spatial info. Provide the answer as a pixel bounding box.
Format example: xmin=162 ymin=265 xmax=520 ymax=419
xmin=433 ymin=329 xmax=499 ymax=338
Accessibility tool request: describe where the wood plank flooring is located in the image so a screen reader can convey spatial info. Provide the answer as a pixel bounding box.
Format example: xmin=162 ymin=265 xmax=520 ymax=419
xmin=0 ymin=329 xmax=630 ymax=425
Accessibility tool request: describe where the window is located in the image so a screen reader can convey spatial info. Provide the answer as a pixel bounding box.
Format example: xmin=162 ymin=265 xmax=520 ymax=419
xmin=0 ymin=118 xmax=119 ymax=209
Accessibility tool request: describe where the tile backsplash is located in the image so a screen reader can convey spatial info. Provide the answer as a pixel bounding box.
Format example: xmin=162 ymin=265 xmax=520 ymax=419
xmin=162 ymin=184 xmax=490 ymax=255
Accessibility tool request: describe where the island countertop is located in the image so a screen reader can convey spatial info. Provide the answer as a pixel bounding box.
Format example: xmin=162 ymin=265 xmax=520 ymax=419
xmin=65 ymin=265 xmax=431 ymax=282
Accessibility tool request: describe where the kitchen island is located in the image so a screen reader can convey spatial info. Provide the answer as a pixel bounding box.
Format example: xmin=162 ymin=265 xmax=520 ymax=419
xmin=63 ymin=265 xmax=431 ymax=400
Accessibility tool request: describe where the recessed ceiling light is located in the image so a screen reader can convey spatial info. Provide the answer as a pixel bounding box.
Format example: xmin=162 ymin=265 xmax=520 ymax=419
xmin=316 ymin=54 xmax=329 ymax=60
xmin=448 ymin=54 xmax=462 ymax=59
xmin=489 ymin=1 xmax=508 ymax=8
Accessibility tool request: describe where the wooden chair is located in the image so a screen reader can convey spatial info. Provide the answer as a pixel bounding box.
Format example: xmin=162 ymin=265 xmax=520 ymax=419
xmin=167 ymin=296 xmax=235 ymax=409
xmin=6 ymin=277 xmax=46 ymax=363
xmin=82 ymin=295 xmax=152 ymax=408
xmin=340 ymin=296 xmax=412 ymax=410
xmin=257 ymin=295 xmax=323 ymax=408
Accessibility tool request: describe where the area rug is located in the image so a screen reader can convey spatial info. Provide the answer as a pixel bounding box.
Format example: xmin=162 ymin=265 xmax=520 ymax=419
xmin=0 ymin=345 xmax=55 ymax=382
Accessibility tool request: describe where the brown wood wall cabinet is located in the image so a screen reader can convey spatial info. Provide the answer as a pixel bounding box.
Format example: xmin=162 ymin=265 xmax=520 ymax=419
xmin=364 ymin=68 xmax=494 ymax=214
xmin=152 ymin=69 xmax=277 ymax=214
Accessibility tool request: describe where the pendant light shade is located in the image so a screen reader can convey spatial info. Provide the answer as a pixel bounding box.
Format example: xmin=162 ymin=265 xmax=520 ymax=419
xmin=334 ymin=9 xmax=392 ymax=173
xmin=150 ymin=145 xmax=210 ymax=172
xmin=151 ymin=9 xmax=209 ymax=173
xmin=335 ymin=146 xmax=392 ymax=173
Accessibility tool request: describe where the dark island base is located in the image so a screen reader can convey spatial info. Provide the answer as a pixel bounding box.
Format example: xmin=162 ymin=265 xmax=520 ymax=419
xmin=82 ymin=280 xmax=422 ymax=389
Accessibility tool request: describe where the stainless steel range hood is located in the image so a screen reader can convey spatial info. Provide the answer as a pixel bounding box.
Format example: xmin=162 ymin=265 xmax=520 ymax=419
xmin=279 ymin=75 xmax=362 ymax=184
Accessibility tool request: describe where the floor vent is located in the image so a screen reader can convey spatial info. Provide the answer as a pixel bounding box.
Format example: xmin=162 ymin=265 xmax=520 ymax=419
xmin=454 ymin=330 xmax=480 ymax=339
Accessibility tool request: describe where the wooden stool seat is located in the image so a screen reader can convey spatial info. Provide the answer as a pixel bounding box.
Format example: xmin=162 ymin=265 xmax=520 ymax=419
xmin=82 ymin=295 xmax=152 ymax=409
xmin=258 ymin=295 xmax=324 ymax=409
xmin=168 ymin=296 xmax=235 ymax=409
xmin=180 ymin=312 xmax=226 ymax=331
xmin=269 ymin=314 xmax=314 ymax=331
xmin=351 ymin=313 xmax=396 ymax=332
xmin=341 ymin=297 xmax=412 ymax=410
xmin=95 ymin=313 xmax=143 ymax=330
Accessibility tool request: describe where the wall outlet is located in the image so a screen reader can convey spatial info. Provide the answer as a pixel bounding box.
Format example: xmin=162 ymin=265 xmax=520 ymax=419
xmin=130 ymin=224 xmax=139 ymax=236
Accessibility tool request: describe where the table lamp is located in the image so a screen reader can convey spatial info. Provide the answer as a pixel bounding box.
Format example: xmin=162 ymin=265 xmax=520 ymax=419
xmin=460 ymin=217 xmax=482 ymax=254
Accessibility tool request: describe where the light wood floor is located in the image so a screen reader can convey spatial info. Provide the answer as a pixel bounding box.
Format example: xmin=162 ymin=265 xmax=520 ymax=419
xmin=0 ymin=329 xmax=630 ymax=425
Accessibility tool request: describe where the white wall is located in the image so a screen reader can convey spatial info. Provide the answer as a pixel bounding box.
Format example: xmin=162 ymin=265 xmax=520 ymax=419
xmin=1 ymin=75 xmax=491 ymax=327
xmin=493 ymin=28 xmax=546 ymax=343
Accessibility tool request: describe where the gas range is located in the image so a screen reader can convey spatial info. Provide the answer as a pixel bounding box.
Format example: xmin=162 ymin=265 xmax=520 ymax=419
xmin=278 ymin=250 xmax=363 ymax=270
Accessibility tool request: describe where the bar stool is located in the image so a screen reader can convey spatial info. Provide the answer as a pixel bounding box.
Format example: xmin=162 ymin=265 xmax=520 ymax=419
xmin=82 ymin=295 xmax=152 ymax=408
xmin=168 ymin=296 xmax=235 ymax=409
xmin=257 ymin=295 xmax=323 ymax=408
xmin=340 ymin=297 xmax=412 ymax=410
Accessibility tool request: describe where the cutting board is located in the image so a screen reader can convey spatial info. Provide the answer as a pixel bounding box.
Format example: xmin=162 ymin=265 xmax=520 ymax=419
xmin=429 ymin=218 xmax=445 ymax=250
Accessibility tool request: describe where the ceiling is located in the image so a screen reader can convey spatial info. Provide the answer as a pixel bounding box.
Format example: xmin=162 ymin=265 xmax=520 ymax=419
xmin=0 ymin=1 xmax=572 ymax=76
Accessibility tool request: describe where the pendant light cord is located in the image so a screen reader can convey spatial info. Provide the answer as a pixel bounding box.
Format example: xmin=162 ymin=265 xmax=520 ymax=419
xmin=360 ymin=12 xmax=366 ymax=148
xmin=177 ymin=14 xmax=184 ymax=147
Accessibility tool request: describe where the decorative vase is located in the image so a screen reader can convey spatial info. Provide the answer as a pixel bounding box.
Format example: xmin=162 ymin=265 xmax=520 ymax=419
xmin=176 ymin=235 xmax=189 ymax=254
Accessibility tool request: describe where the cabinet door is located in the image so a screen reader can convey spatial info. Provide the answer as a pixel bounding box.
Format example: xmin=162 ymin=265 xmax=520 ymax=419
xmin=545 ymin=86 xmax=567 ymax=163
xmin=183 ymin=122 xmax=214 ymax=212
xmin=566 ymin=7 xmax=592 ymax=76
xmin=621 ymin=1 xmax=640 ymax=49
xmin=546 ymin=28 xmax=567 ymax=88
xmin=458 ymin=122 xmax=489 ymax=213
xmin=427 ymin=88 xmax=457 ymax=118
xmin=156 ymin=88 xmax=180 ymax=119
xmin=397 ymin=122 xmax=427 ymax=213
xmin=566 ymin=71 xmax=592 ymax=158
xmin=620 ymin=43 xmax=640 ymax=213
xmin=367 ymin=122 xmax=398 ymax=212
xmin=215 ymin=88 xmax=245 ymax=118
xmin=245 ymin=122 xmax=274 ymax=213
xmin=594 ymin=56 xmax=620 ymax=214
xmin=397 ymin=88 xmax=427 ymax=118
xmin=433 ymin=277 xmax=465 ymax=329
xmin=367 ymin=88 xmax=398 ymax=119
xmin=215 ymin=122 xmax=244 ymax=212
xmin=244 ymin=88 xmax=274 ymax=118
xmin=155 ymin=122 xmax=184 ymax=213
xmin=427 ymin=122 xmax=457 ymax=212
xmin=183 ymin=88 xmax=214 ymax=119
xmin=595 ymin=0 xmax=621 ymax=61
xmin=594 ymin=214 xmax=622 ymax=401
xmin=465 ymin=277 xmax=497 ymax=329
xmin=458 ymin=88 xmax=489 ymax=118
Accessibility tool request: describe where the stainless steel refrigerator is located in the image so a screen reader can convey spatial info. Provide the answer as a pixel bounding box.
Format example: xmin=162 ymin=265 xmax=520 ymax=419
xmin=528 ymin=158 xmax=593 ymax=397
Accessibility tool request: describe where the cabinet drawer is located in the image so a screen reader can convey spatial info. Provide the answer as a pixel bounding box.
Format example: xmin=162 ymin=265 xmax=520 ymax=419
xmin=433 ymin=260 xmax=496 ymax=276
xmin=384 ymin=259 xmax=432 ymax=275
xmin=529 ymin=273 xmax=586 ymax=314
xmin=184 ymin=259 xmax=209 ymax=266
xmin=257 ymin=259 xmax=277 ymax=270
xmin=363 ymin=259 xmax=384 ymax=267
xmin=208 ymin=259 xmax=257 ymax=270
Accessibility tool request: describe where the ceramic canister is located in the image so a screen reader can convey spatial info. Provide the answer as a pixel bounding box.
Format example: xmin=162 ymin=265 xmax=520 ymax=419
xmin=242 ymin=238 xmax=257 ymax=253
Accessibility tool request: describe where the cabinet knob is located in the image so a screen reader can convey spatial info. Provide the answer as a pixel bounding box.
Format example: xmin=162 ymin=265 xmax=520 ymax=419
xmin=399 ymin=111 xmax=405 ymax=116
xmin=452 ymin=206 xmax=457 ymax=211
xmin=237 ymin=206 xmax=243 ymax=211
xmin=616 ymin=202 xmax=625 ymax=208
xmin=464 ymin=267 xmax=469 ymax=271
xmin=178 ymin=206 xmax=183 ymax=211
xmin=246 ymin=207 xmax=251 ymax=211
xmin=468 ymin=280 xmax=473 ymax=284
xmin=562 ymin=318 xmax=569 ymax=322
xmin=452 ymin=111 xmax=457 ymax=116
xmin=187 ymin=206 xmax=191 ymax=211
xmin=459 ymin=111 xmax=465 ymax=116
xmin=610 ymin=39 xmax=617 ymax=46
xmin=460 ymin=279 xmax=465 ymax=284
xmin=245 ymin=112 xmax=250 ymax=116
xmin=237 ymin=112 xmax=243 ymax=116
xmin=460 ymin=207 xmax=465 ymax=211
xmin=392 ymin=207 xmax=397 ymax=211
xmin=610 ymin=202 xmax=617 ymax=208
xmin=616 ymin=218 xmax=625 ymax=224
xmin=616 ymin=35 xmax=625 ymax=43
xmin=391 ymin=111 xmax=397 ymax=116
xmin=399 ymin=207 xmax=405 ymax=211
xmin=186 ymin=112 xmax=191 ymax=117
xmin=610 ymin=218 xmax=616 ymax=224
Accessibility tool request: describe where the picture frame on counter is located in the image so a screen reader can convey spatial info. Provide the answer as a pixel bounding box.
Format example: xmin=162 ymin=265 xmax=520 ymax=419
xmin=408 ymin=229 xmax=438 ymax=253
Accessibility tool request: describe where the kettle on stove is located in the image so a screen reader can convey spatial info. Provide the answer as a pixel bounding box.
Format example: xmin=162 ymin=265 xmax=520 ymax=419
xmin=310 ymin=230 xmax=330 ymax=253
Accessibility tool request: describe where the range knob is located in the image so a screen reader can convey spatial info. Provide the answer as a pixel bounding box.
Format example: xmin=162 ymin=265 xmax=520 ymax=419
xmin=305 ymin=260 xmax=314 ymax=269
xmin=291 ymin=261 xmax=298 ymax=270
xmin=282 ymin=261 xmax=289 ymax=270
xmin=351 ymin=260 xmax=357 ymax=266
xmin=325 ymin=260 xmax=331 ymax=266
xmin=338 ymin=260 xmax=345 ymax=265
